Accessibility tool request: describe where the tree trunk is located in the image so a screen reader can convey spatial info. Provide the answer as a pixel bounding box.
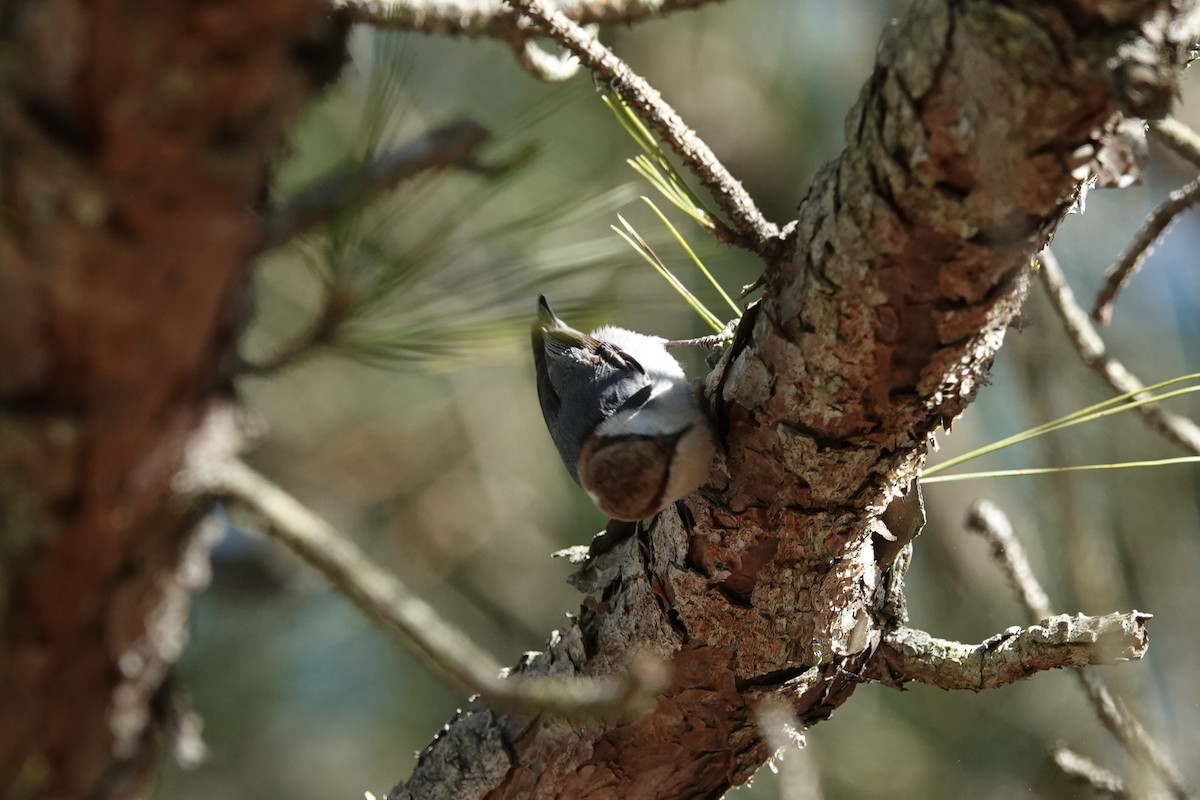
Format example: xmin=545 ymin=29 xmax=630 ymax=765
xmin=0 ymin=2 xmax=340 ymax=797
xmin=391 ymin=1 xmax=1194 ymax=798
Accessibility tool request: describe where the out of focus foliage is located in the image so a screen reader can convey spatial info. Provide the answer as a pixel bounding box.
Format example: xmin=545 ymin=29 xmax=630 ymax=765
xmin=158 ymin=3 xmax=1200 ymax=798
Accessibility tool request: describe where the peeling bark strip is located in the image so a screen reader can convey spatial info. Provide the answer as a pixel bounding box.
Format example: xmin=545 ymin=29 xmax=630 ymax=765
xmin=0 ymin=2 xmax=337 ymax=798
xmin=393 ymin=3 xmax=1193 ymax=799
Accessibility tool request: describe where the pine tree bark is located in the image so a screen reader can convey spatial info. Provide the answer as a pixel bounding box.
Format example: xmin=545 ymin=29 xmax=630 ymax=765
xmin=391 ymin=1 xmax=1195 ymax=798
xmin=0 ymin=2 xmax=341 ymax=797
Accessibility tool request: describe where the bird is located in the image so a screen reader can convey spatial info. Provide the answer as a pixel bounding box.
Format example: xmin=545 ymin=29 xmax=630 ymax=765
xmin=531 ymin=295 xmax=716 ymax=521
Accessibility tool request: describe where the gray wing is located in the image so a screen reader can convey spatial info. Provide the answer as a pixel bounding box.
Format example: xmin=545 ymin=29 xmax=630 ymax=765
xmin=532 ymin=325 xmax=651 ymax=481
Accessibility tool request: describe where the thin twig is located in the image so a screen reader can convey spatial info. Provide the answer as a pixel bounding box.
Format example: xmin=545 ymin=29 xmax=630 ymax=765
xmin=665 ymin=317 xmax=739 ymax=349
xmin=204 ymin=458 xmax=666 ymax=717
xmin=965 ymin=500 xmax=1051 ymax=617
xmin=515 ymin=36 xmax=584 ymax=81
xmin=1150 ymin=116 xmax=1200 ymax=170
xmin=336 ymin=0 xmax=717 ymax=82
xmin=262 ymin=120 xmax=493 ymax=249
xmin=1089 ymin=176 xmax=1200 ymax=325
xmin=1037 ymin=249 xmax=1200 ymax=456
xmin=1091 ymin=117 xmax=1200 ymax=324
xmin=236 ymin=297 xmax=347 ymax=377
xmin=966 ymin=500 xmax=1195 ymax=800
xmin=1051 ymin=747 xmax=1128 ymax=798
xmin=504 ymin=0 xmax=783 ymax=256
xmin=335 ymin=0 xmax=725 ymax=36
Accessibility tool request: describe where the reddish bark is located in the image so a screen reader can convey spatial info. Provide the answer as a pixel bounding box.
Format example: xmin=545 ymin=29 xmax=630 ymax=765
xmin=0 ymin=2 xmax=339 ymax=797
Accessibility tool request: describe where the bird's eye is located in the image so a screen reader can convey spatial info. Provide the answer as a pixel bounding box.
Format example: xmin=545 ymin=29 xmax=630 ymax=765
xmin=618 ymin=383 xmax=654 ymax=412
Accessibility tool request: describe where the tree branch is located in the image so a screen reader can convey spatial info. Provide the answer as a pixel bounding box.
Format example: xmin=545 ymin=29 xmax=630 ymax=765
xmin=966 ymin=498 xmax=1052 ymax=616
xmin=387 ymin=4 xmax=1196 ymax=797
xmin=1090 ymin=176 xmax=1200 ymax=326
xmin=1091 ymin=115 xmax=1200 ymax=324
xmin=1052 ymin=747 xmax=1128 ymax=799
xmin=337 ymin=0 xmax=721 ymax=81
xmin=1072 ymin=669 xmax=1196 ymax=800
xmin=237 ymin=295 xmax=347 ymax=377
xmin=203 ymin=458 xmax=666 ymax=717
xmin=335 ymin=0 xmax=724 ymax=36
xmin=505 ymin=0 xmax=783 ymax=255
xmin=513 ymin=35 xmax=586 ymax=82
xmin=966 ymin=500 xmax=1195 ymax=800
xmin=1150 ymin=115 xmax=1200 ymax=169
xmin=868 ymin=614 xmax=1150 ymax=692
xmin=248 ymin=120 xmax=526 ymax=377
xmin=1038 ymin=248 xmax=1200 ymax=456
xmin=262 ymin=120 xmax=494 ymax=248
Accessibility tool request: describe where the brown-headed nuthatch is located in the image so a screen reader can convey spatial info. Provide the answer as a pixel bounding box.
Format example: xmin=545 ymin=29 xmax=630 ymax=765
xmin=532 ymin=295 xmax=716 ymax=521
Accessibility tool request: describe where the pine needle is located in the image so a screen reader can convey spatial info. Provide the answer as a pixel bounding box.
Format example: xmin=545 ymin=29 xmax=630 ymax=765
xmin=921 ymin=457 xmax=1200 ymax=484
xmin=612 ymin=215 xmax=723 ymax=331
xmin=923 ymin=373 xmax=1200 ymax=478
xmin=602 ymin=95 xmax=713 ymax=228
xmin=641 ymin=197 xmax=740 ymax=317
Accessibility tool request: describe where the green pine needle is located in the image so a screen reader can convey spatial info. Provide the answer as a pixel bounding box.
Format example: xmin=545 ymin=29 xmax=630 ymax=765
xmin=923 ymin=373 xmax=1200 ymax=477
xmin=921 ymin=456 xmax=1200 ymax=484
xmin=612 ymin=215 xmax=724 ymax=331
xmin=641 ymin=198 xmax=741 ymax=317
xmin=921 ymin=372 xmax=1200 ymax=484
xmin=602 ymin=95 xmax=714 ymax=229
xmin=601 ymin=94 xmax=743 ymax=331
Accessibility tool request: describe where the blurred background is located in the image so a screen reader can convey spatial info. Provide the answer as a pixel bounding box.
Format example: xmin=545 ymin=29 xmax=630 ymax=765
xmin=156 ymin=2 xmax=1200 ymax=797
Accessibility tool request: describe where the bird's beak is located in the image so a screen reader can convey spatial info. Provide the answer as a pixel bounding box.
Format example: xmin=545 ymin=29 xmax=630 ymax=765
xmin=537 ymin=295 xmax=567 ymax=330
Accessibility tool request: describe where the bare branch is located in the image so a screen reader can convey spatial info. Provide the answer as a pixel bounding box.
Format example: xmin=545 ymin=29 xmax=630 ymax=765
xmin=868 ymin=613 xmax=1150 ymax=692
xmin=335 ymin=0 xmax=718 ymax=81
xmin=1090 ymin=176 xmax=1200 ymax=326
xmin=1051 ymin=747 xmax=1128 ymax=799
xmin=966 ymin=500 xmax=1195 ymax=800
xmin=1037 ymin=249 xmax=1200 ymax=456
xmin=513 ymin=36 xmax=584 ymax=81
xmin=334 ymin=0 xmax=724 ymax=36
xmin=1073 ymin=669 xmax=1195 ymax=800
xmin=263 ymin=120 xmax=493 ymax=249
xmin=966 ymin=499 xmax=1053 ymax=617
xmin=383 ymin=4 xmax=1198 ymax=795
xmin=504 ymin=0 xmax=783 ymax=256
xmin=1088 ymin=116 xmax=1200 ymax=325
xmin=1150 ymin=116 xmax=1200 ymax=170
xmin=201 ymin=458 xmax=666 ymax=717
